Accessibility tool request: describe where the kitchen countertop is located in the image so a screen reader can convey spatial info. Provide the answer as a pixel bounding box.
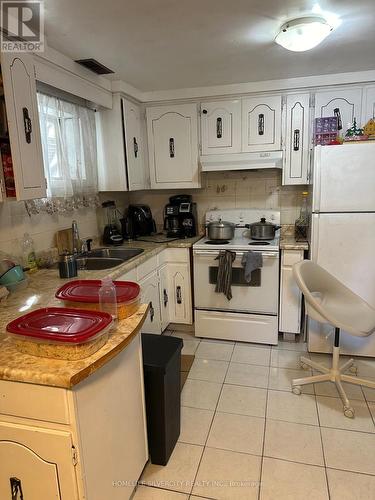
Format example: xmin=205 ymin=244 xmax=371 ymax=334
xmin=280 ymin=226 xmax=309 ymax=251
xmin=0 ymin=236 xmax=200 ymax=388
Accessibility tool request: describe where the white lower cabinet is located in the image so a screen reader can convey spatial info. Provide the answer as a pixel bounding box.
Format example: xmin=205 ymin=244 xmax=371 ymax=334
xmin=139 ymin=270 xmax=162 ymax=334
xmin=279 ymin=249 xmax=304 ymax=335
xmin=168 ymin=263 xmax=192 ymax=324
xmin=159 ymin=264 xmax=171 ymax=330
xmin=0 ymin=334 xmax=148 ymax=500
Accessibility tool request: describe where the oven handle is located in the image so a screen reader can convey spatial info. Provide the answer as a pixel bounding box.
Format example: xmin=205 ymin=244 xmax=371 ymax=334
xmin=193 ymin=250 xmax=279 ymax=258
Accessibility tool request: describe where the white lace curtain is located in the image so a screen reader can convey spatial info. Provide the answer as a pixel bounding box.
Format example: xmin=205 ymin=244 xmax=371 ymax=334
xmin=30 ymin=92 xmax=99 ymax=214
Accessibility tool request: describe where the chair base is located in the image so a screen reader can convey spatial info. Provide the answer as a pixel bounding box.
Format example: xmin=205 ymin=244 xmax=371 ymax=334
xmin=292 ymin=347 xmax=375 ymax=418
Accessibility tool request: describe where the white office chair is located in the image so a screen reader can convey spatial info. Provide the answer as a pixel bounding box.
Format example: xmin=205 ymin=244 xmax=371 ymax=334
xmin=292 ymin=260 xmax=375 ymax=418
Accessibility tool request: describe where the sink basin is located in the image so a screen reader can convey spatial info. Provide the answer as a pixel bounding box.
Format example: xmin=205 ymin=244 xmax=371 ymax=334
xmin=88 ymin=248 xmax=144 ymax=260
xmin=75 ymin=257 xmax=125 ymax=270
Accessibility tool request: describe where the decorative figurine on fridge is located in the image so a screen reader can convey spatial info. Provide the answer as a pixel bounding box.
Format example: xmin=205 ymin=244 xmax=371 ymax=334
xmin=344 ymin=118 xmax=368 ymax=142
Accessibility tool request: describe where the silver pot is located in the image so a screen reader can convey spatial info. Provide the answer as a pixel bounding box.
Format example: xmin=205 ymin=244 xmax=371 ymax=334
xmin=248 ymin=218 xmax=281 ymax=240
xmin=206 ymin=220 xmax=235 ymax=240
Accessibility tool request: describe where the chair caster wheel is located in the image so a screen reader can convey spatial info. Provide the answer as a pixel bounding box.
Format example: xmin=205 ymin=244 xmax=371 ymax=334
xmin=349 ymin=366 xmax=358 ymax=375
xmin=300 ymin=362 xmax=309 ymax=370
xmin=344 ymin=406 xmax=355 ymax=418
xmin=292 ymin=386 xmax=302 ymax=395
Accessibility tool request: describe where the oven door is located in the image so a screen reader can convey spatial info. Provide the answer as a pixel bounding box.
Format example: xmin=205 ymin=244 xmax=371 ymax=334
xmin=193 ymin=250 xmax=279 ymax=314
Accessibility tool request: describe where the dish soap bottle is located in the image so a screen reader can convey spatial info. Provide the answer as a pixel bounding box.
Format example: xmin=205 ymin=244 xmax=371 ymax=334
xmin=99 ymin=277 xmax=118 ymax=327
xmin=22 ymin=233 xmax=38 ymax=273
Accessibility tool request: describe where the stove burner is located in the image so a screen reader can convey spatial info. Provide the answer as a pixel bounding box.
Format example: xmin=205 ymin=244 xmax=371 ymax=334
xmin=205 ymin=240 xmax=230 ymax=245
xmin=248 ymin=241 xmax=270 ymax=246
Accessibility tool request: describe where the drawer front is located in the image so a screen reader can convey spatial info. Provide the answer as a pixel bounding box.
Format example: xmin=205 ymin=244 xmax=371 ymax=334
xmin=158 ymin=248 xmax=189 ymax=265
xmin=137 ymin=255 xmax=159 ymax=280
xmin=282 ymin=249 xmax=304 ymax=267
xmin=0 ymin=380 xmax=70 ymax=424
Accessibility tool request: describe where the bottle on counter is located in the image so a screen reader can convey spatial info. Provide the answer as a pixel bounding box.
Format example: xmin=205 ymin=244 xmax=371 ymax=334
xmin=99 ymin=277 xmax=118 ymax=327
xmin=21 ymin=233 xmax=38 ymax=273
xmin=294 ymin=191 xmax=309 ymax=242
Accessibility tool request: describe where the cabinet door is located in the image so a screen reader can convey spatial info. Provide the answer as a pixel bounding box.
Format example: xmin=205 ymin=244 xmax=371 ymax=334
xmin=314 ymin=87 xmax=362 ymax=137
xmin=279 ymin=250 xmax=304 ymax=334
xmin=139 ymin=271 xmax=162 ymax=334
xmin=146 ymin=103 xmax=200 ymax=189
xmin=1 ymin=53 xmax=46 ymax=200
xmin=362 ymin=86 xmax=375 ymax=123
xmin=158 ymin=264 xmax=170 ymax=331
xmin=122 ymin=98 xmax=148 ymax=191
xmin=201 ymin=100 xmax=241 ymax=154
xmin=242 ymin=95 xmax=282 ymax=152
xmin=283 ymin=93 xmax=310 ymax=185
xmin=168 ymin=263 xmax=192 ymax=324
xmin=0 ymin=422 xmax=78 ymax=499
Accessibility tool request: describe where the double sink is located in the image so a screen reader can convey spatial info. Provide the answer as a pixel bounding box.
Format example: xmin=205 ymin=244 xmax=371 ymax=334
xmin=76 ymin=247 xmax=144 ymax=270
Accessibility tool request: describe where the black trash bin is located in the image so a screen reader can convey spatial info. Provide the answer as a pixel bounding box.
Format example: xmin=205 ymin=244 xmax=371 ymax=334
xmin=142 ymin=333 xmax=183 ymax=465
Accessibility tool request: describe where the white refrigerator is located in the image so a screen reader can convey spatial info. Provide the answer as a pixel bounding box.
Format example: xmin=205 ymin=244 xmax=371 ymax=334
xmin=309 ymin=143 xmax=375 ymax=356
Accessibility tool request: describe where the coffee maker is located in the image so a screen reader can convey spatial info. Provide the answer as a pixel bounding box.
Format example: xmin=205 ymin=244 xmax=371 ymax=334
xmin=164 ymin=195 xmax=197 ymax=238
xmin=123 ymin=204 xmax=156 ymax=239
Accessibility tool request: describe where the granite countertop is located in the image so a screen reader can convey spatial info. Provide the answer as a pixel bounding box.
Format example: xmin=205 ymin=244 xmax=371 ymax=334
xmin=0 ymin=235 xmax=201 ymax=388
xmin=280 ymin=226 xmax=309 ymax=251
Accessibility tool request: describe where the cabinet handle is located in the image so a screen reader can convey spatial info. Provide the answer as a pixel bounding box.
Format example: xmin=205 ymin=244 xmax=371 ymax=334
xmin=202 ymin=109 xmax=208 ymax=114
xmin=169 ymin=138 xmax=175 ymax=158
xmin=333 ymin=108 xmax=342 ymax=130
xmin=293 ymin=129 xmax=300 ymax=151
xmin=149 ymin=301 xmax=154 ymax=322
xmin=216 ymin=117 xmax=223 ymax=138
xmin=22 ymin=107 xmax=32 ymax=143
xmin=10 ymin=477 xmax=24 ymax=500
xmin=133 ymin=137 xmax=138 ymax=158
xmin=258 ymin=114 xmax=264 ymax=135
xmin=163 ymin=289 xmax=168 ymax=307
xmin=176 ymin=286 xmax=182 ymax=304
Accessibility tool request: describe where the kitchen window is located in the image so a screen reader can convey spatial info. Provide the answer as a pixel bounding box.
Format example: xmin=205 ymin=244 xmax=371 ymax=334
xmin=34 ymin=89 xmax=98 ymax=212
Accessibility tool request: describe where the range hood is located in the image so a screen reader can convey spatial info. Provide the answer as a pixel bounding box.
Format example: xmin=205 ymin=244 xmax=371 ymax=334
xmin=200 ymin=151 xmax=283 ymax=172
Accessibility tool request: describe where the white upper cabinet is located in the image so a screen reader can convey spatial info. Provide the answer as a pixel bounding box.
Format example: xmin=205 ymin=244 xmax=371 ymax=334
xmin=146 ymin=103 xmax=200 ymax=189
xmin=314 ymin=87 xmax=362 ymax=137
xmin=283 ymin=93 xmax=310 ymax=185
xmin=201 ymin=100 xmax=241 ymax=155
xmin=1 ymin=53 xmax=46 ymax=201
xmin=122 ymin=98 xmax=148 ymax=191
xmin=242 ymin=95 xmax=282 ymax=152
xmin=362 ymin=86 xmax=375 ymax=123
xmin=97 ymin=94 xmax=148 ymax=192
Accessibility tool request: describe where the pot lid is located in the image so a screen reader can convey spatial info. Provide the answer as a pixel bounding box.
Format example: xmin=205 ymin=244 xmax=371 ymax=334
xmin=56 ymin=279 xmax=140 ymax=304
xmin=207 ymin=220 xmax=235 ymax=228
xmin=251 ymin=217 xmax=276 ymax=227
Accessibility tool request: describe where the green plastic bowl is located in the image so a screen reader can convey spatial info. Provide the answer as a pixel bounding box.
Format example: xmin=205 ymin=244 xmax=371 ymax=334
xmin=0 ymin=265 xmax=25 ymax=285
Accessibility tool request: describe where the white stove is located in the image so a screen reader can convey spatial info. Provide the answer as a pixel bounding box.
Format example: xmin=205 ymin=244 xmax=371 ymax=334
xmin=193 ymin=209 xmax=280 ymax=345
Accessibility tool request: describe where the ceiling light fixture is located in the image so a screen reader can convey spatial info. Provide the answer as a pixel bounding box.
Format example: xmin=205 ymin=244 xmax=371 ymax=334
xmin=275 ymin=16 xmax=333 ymax=52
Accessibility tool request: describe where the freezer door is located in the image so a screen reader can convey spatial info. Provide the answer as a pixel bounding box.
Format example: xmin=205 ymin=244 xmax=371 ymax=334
xmin=309 ymin=213 xmax=375 ymax=356
xmin=312 ymin=144 xmax=375 ymax=213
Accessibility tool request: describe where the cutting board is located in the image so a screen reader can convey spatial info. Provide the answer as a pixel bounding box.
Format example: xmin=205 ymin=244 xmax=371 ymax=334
xmin=56 ymin=228 xmax=73 ymax=254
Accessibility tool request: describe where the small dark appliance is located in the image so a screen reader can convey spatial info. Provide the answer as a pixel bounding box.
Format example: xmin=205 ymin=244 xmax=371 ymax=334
xmin=102 ymin=201 xmax=123 ymax=245
xmin=125 ymin=204 xmax=156 ymax=238
xmin=164 ymin=195 xmax=197 ymax=238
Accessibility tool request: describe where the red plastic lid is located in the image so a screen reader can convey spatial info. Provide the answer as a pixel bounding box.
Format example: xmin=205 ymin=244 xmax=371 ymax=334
xmin=6 ymin=307 xmax=113 ymax=343
xmin=55 ymin=279 xmax=140 ymax=304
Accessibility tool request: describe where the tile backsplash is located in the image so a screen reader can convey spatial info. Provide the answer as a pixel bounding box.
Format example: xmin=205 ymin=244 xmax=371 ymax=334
xmin=101 ymin=169 xmax=306 ymax=232
xmin=0 ymin=200 xmax=99 ymax=259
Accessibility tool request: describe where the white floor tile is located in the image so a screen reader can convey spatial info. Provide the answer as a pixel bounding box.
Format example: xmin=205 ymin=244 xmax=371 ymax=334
xmin=195 ymin=341 xmax=234 ymax=361
xmin=217 ymin=384 xmax=267 ymax=418
xmin=231 ymin=344 xmax=270 ymax=366
xmin=362 ymin=380 xmax=375 ymax=402
xmin=171 ymin=331 xmax=197 ymax=341
xmin=273 ymin=339 xmax=308 ymax=352
xmin=193 ymin=447 xmax=261 ymax=500
xmin=317 ymin=395 xmax=375 ymax=433
xmin=309 ymin=352 xmax=332 ymax=367
xmin=181 ymin=379 xmax=222 ymax=410
xmin=207 ymin=411 xmax=264 ymax=456
xmin=267 ymin=390 xmax=319 ymax=425
xmin=201 ymin=337 xmax=235 ymax=346
xmin=181 ymin=339 xmax=200 ymax=355
xmin=179 ymin=406 xmax=214 ymax=446
xmin=260 ymin=457 xmax=329 ymax=500
xmin=314 ymin=379 xmax=365 ymax=400
xmin=264 ymin=419 xmax=324 ymax=466
xmin=356 ymin=359 xmax=375 ymax=378
xmin=270 ymin=349 xmax=308 ymax=370
xmin=327 ymin=468 xmax=375 ymax=500
xmin=368 ymin=401 xmax=375 ymax=421
xmin=188 ymin=358 xmax=229 ymax=383
xmin=141 ymin=442 xmax=203 ymax=493
xmin=133 ymin=486 xmax=188 ymax=499
xmin=268 ymin=367 xmax=314 ymax=394
xmin=225 ymin=362 xmax=269 ymax=388
xmin=321 ymin=427 xmax=375 ymax=475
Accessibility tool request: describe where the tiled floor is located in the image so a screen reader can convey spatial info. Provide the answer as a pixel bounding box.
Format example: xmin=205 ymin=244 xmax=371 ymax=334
xmin=135 ymin=331 xmax=375 ymax=500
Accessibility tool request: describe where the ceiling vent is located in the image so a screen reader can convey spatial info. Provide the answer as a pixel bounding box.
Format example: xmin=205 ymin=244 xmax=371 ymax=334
xmin=75 ymin=59 xmax=114 ymax=75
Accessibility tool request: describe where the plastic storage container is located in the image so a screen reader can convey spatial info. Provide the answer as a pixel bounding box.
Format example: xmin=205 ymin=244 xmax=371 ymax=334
xmin=6 ymin=307 xmax=113 ymax=360
xmin=142 ymin=334 xmax=183 ymax=465
xmin=55 ymin=279 xmax=140 ymax=320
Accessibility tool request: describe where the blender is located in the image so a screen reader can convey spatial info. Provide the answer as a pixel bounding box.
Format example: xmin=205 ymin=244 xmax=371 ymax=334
xmin=102 ymin=201 xmax=123 ymax=245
